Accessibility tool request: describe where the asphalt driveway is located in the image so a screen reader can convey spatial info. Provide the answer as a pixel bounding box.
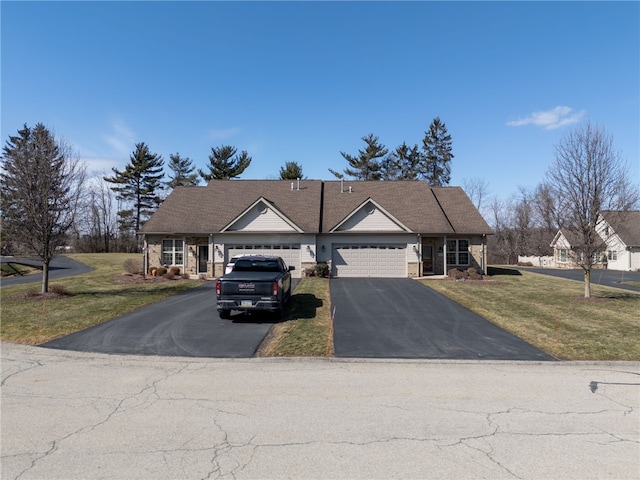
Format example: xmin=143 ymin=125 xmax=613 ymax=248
xmin=331 ymin=278 xmax=554 ymax=360
xmin=1 ymin=255 xmax=92 ymax=286
xmin=41 ymin=282 xmax=275 ymax=358
xmin=518 ymin=267 xmax=640 ymax=293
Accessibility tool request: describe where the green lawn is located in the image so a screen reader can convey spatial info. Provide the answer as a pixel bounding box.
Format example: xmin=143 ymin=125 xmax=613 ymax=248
xmin=258 ymin=277 xmax=333 ymax=357
xmin=1 ymin=253 xmax=202 ymax=345
xmin=2 ymin=255 xmax=638 ymax=360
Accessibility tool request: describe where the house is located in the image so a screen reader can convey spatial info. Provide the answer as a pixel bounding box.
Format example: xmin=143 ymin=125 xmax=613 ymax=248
xmin=550 ymin=211 xmax=640 ymax=271
xmin=550 ymin=228 xmax=583 ymax=269
xmin=596 ymin=211 xmax=640 ymax=271
xmin=140 ymin=180 xmax=493 ymax=278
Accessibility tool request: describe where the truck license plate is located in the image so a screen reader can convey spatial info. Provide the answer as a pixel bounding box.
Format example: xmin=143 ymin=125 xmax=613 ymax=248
xmin=241 ymin=300 xmax=253 ymax=307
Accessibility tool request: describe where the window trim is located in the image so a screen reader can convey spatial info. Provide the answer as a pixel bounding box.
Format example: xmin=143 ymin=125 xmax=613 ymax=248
xmin=446 ymin=239 xmax=470 ymax=266
xmin=162 ymin=238 xmax=185 ymax=266
xmin=557 ymin=248 xmax=568 ymax=263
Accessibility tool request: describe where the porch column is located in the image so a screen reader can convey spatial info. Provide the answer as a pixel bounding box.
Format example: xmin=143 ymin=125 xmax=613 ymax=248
xmin=443 ymin=235 xmax=447 ymax=276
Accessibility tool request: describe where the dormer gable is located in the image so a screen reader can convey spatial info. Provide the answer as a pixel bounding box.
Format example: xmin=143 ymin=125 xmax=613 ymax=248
xmin=330 ymin=198 xmax=411 ymax=233
xmin=221 ymin=197 xmax=303 ymax=233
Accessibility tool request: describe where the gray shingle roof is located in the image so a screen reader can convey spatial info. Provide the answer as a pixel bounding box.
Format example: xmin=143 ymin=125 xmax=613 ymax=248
xmin=141 ymin=180 xmax=492 ymax=235
xmin=600 ymin=211 xmax=640 ymax=247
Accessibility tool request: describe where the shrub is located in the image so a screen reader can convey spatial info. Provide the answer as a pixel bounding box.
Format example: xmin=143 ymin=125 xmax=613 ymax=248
xmin=305 ymin=263 xmax=330 ymax=278
xmin=314 ymin=263 xmax=330 ymax=278
xmin=123 ymin=258 xmax=143 ymax=274
xmin=168 ymin=266 xmax=181 ymax=276
xmin=466 ymin=267 xmax=482 ymax=280
xmin=50 ymin=284 xmax=73 ymax=296
xmin=448 ymin=267 xmax=483 ymax=281
xmin=448 ymin=268 xmax=465 ymax=280
xmin=156 ymin=266 xmax=168 ymax=277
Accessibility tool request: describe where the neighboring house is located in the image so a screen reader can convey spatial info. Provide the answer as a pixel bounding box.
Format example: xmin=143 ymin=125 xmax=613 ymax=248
xmin=140 ymin=180 xmax=493 ymax=278
xmin=596 ymin=211 xmax=640 ymax=271
xmin=550 ymin=229 xmax=582 ymax=269
xmin=550 ymin=211 xmax=640 ymax=271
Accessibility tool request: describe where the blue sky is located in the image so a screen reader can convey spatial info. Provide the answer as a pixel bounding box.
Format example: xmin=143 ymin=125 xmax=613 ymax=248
xmin=2 ymin=1 xmax=638 ymax=202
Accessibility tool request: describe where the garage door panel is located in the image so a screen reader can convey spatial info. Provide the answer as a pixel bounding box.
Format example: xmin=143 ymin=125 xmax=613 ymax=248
xmin=332 ymin=244 xmax=406 ymax=278
xmin=228 ymin=245 xmax=301 ymax=278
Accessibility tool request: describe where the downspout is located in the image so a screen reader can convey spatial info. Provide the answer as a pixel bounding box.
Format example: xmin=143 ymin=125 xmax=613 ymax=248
xmin=143 ymin=237 xmax=148 ymax=279
xmin=210 ymin=234 xmax=215 ymax=278
xmin=417 ymin=233 xmax=422 ymax=277
xmin=443 ymin=235 xmax=447 ymax=276
xmin=482 ymin=234 xmax=487 ymax=275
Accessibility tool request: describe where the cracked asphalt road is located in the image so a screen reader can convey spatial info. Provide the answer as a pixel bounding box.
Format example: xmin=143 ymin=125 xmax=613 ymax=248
xmin=2 ymin=343 xmax=638 ymax=480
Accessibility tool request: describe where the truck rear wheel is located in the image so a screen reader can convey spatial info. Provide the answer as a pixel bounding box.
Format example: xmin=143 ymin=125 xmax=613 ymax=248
xmin=219 ymin=309 xmax=231 ymax=319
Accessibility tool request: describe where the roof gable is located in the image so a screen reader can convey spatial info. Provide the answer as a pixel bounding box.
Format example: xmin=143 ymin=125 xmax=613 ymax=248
xmin=222 ymin=197 xmax=303 ymax=233
xmin=331 ymin=198 xmax=410 ymax=233
xmin=599 ymin=211 xmax=640 ymax=247
xmin=550 ymin=229 xmax=573 ymax=248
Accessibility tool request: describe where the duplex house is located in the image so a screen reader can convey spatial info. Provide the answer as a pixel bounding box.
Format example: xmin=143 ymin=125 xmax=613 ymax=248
xmin=550 ymin=210 xmax=640 ymax=271
xmin=140 ymin=180 xmax=492 ymax=278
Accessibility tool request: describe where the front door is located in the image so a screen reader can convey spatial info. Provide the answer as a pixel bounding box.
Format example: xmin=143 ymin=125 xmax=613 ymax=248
xmin=422 ymin=245 xmax=433 ymax=274
xmin=197 ymin=245 xmax=208 ymax=274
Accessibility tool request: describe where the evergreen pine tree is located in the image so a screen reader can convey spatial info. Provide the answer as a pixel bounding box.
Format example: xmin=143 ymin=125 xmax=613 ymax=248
xmin=103 ymin=142 xmax=164 ymax=233
xmin=332 ymin=134 xmax=388 ymax=180
xmin=279 ymin=161 xmax=305 ymax=180
xmin=166 ymin=153 xmax=198 ymax=188
xmin=422 ymin=117 xmax=454 ymax=186
xmin=1 ymin=123 xmax=85 ymax=292
xmin=199 ymin=145 xmax=251 ymax=181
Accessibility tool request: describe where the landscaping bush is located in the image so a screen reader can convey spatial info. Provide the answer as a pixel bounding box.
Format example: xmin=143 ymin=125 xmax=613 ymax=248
xmin=168 ymin=266 xmax=181 ymax=276
xmin=49 ymin=284 xmax=73 ymax=296
xmin=466 ymin=267 xmax=482 ymax=280
xmin=448 ymin=268 xmax=465 ymax=280
xmin=305 ymin=263 xmax=330 ymax=278
xmin=448 ymin=267 xmax=482 ymax=281
xmin=155 ymin=266 xmax=168 ymax=277
xmin=123 ymin=258 xmax=143 ymax=274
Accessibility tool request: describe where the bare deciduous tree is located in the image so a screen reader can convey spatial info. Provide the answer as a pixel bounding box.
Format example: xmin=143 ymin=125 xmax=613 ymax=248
xmin=1 ymin=123 xmax=86 ymax=292
xmin=76 ymin=176 xmax=118 ymax=252
xmin=462 ymin=177 xmax=491 ymax=212
xmin=546 ymin=121 xmax=640 ymax=297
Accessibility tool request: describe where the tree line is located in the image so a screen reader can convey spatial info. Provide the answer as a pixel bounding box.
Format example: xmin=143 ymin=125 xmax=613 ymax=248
xmin=328 ymin=117 xmax=454 ymax=185
xmin=2 ymin=120 xmax=637 ymax=297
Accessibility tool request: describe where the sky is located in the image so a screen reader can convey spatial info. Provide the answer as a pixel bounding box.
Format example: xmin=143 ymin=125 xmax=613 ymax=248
xmin=2 ymin=1 xmax=639 ymax=204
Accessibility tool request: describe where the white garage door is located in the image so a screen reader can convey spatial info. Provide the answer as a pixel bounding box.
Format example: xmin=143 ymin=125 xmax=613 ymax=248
xmin=227 ymin=244 xmax=301 ymax=278
xmin=332 ymin=244 xmax=407 ymax=278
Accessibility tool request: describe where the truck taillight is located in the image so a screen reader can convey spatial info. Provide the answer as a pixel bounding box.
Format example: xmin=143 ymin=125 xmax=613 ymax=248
xmin=216 ymin=279 xmax=221 ymax=296
xmin=272 ymin=281 xmax=279 ymax=296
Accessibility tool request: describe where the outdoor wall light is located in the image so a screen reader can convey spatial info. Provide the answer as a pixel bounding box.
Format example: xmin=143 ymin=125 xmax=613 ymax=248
xmin=321 ymin=245 xmax=325 ymax=253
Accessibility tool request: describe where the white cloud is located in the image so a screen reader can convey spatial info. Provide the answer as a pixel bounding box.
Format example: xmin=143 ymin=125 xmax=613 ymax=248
xmin=507 ymin=106 xmax=586 ymax=130
xmin=82 ymin=156 xmax=127 ymax=178
xmin=207 ymin=127 xmax=241 ymax=140
xmin=103 ymin=119 xmax=136 ymax=157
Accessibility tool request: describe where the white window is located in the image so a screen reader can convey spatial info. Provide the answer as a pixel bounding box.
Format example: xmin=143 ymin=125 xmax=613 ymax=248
xmin=557 ymin=249 xmax=568 ymax=263
xmin=446 ymin=239 xmax=469 ymax=265
xmin=162 ymin=239 xmax=184 ymax=266
xmin=607 ymin=250 xmax=617 ymax=261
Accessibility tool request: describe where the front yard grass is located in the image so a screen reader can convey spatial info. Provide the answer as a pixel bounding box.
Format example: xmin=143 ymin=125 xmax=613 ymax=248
xmin=2 ymin=255 xmax=638 ymax=360
xmin=420 ymin=268 xmax=640 ymax=361
xmin=258 ymin=277 xmax=333 ymax=357
xmin=0 ymin=253 xmax=202 ymax=345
